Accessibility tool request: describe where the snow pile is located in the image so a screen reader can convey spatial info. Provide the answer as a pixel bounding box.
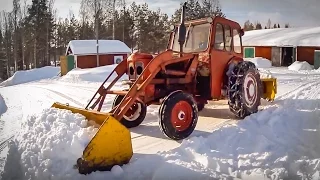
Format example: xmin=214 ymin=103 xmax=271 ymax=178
xmin=0 ymin=108 xmax=100 ymax=180
xmin=244 ymin=57 xmax=272 ymax=68
xmin=2 ymin=82 xmax=320 ymax=179
xmin=0 ymin=105 xmax=212 ymax=180
xmin=60 ymin=65 xmax=128 ymax=83
xmin=288 ymin=61 xmax=313 ymax=71
xmin=0 ymin=66 xmax=60 ymax=87
xmin=0 ymin=95 xmax=7 ymax=116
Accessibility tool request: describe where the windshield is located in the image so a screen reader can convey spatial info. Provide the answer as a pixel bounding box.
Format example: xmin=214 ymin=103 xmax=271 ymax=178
xmin=172 ymin=23 xmax=211 ymax=53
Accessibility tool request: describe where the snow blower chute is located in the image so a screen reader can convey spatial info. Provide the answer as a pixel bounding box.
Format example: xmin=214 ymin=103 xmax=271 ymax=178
xmin=51 ymin=2 xmax=277 ymax=175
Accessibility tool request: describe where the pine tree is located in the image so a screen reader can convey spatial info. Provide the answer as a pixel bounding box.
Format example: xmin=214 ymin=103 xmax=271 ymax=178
xmin=243 ymin=20 xmax=254 ymax=31
xmin=277 ymin=23 xmax=280 ymax=28
xmin=202 ymin=0 xmax=225 ymax=18
xmin=25 ymin=0 xmax=55 ymax=68
xmin=255 ymin=21 xmax=262 ymax=29
xmin=171 ymin=0 xmax=225 ymax=25
xmin=273 ymin=24 xmax=277 ymax=28
xmin=0 ymin=14 xmax=8 ymax=80
xmin=285 ymin=23 xmax=290 ymax=28
xmin=267 ymin=18 xmax=271 ymax=29
xmin=3 ymin=12 xmax=14 ymax=77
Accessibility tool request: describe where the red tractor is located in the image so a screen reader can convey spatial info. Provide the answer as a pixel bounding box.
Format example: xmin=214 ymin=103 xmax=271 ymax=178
xmin=53 ymin=2 xmax=277 ymax=174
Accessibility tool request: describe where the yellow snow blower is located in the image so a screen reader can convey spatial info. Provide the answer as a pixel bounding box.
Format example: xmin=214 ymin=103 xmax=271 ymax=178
xmin=52 ymin=2 xmax=277 ymax=175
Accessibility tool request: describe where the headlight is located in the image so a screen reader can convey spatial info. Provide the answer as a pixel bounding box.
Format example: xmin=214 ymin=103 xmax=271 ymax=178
xmin=129 ymin=63 xmax=135 ymax=79
xmin=135 ymin=62 xmax=144 ymax=77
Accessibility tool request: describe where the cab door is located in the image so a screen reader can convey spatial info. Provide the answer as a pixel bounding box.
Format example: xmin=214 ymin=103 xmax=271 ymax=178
xmin=210 ymin=20 xmax=243 ymax=99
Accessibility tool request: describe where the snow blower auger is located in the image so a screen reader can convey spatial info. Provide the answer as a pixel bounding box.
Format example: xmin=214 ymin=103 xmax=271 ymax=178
xmin=51 ymin=2 xmax=277 ymax=175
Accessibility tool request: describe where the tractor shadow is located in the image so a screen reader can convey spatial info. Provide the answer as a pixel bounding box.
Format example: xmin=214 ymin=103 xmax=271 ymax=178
xmin=198 ymin=99 xmax=276 ymax=120
xmin=198 ymin=106 xmax=237 ymax=120
xmin=130 ymin=124 xmax=211 ymax=140
xmin=129 ymin=99 xmax=278 ymax=140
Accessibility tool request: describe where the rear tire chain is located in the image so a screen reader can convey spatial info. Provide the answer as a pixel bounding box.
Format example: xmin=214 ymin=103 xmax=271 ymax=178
xmin=227 ymin=61 xmax=262 ymax=119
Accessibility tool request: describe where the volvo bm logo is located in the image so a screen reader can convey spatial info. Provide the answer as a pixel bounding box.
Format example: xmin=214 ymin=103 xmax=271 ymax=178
xmin=115 ymin=58 xmax=122 ymax=64
xmin=114 ymin=56 xmax=123 ymax=64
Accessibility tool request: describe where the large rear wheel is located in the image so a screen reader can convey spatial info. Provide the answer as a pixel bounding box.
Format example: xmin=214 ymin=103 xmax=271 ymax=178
xmin=159 ymin=91 xmax=198 ymax=140
xmin=227 ymin=61 xmax=262 ymax=119
xmin=112 ymin=95 xmax=147 ymax=128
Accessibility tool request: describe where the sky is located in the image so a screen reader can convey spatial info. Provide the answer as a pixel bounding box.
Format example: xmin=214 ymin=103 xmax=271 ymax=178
xmin=1 ymin=0 xmax=320 ymax=28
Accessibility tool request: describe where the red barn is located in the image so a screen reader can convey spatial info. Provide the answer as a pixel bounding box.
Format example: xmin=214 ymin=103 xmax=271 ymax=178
xmin=65 ymin=40 xmax=132 ymax=68
xmin=241 ymin=27 xmax=320 ymax=68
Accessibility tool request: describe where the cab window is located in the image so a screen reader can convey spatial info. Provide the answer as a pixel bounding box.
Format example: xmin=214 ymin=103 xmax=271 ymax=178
xmin=224 ymin=25 xmax=232 ymax=51
xmin=233 ymin=29 xmax=242 ymax=53
xmin=214 ymin=23 xmax=224 ymax=50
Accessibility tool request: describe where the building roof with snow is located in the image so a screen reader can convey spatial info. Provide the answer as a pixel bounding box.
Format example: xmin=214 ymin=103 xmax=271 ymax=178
xmin=241 ymin=27 xmax=320 ymax=47
xmin=66 ymin=40 xmax=132 ymax=56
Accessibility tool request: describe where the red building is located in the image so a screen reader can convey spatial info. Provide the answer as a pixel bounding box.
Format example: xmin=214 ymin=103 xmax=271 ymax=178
xmin=241 ymin=27 xmax=320 ymax=68
xmin=66 ymin=40 xmax=132 ymax=68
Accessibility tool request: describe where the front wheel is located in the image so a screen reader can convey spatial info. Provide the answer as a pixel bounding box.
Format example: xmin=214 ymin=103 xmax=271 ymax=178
xmin=227 ymin=61 xmax=262 ymax=119
xmin=112 ymin=95 xmax=147 ymax=128
xmin=159 ymin=91 xmax=198 ymax=140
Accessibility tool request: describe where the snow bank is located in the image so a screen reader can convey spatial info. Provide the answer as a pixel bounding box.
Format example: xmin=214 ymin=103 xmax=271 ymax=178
xmin=244 ymin=57 xmax=272 ymax=68
xmin=244 ymin=57 xmax=274 ymax=78
xmin=0 ymin=107 xmax=212 ymax=180
xmin=0 ymin=66 xmax=60 ymax=87
xmin=288 ymin=61 xmax=313 ymax=71
xmin=0 ymin=95 xmax=7 ymax=116
xmin=0 ymin=108 xmax=100 ymax=180
xmin=2 ymin=82 xmax=320 ymax=179
xmin=59 ymin=65 xmax=128 ymax=83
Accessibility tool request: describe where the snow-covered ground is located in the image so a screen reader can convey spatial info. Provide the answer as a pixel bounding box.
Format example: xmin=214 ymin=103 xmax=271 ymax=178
xmin=1 ymin=63 xmax=320 ymax=179
xmin=0 ymin=66 xmax=60 ymax=87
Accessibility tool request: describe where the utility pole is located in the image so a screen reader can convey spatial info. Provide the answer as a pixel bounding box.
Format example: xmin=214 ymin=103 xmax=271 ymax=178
xmin=122 ymin=4 xmax=125 ymax=41
xmin=95 ymin=0 xmax=99 ymax=67
xmin=113 ymin=0 xmax=116 ymax=40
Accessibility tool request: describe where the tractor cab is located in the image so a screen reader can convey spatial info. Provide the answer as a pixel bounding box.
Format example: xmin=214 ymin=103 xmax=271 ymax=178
xmin=167 ymin=16 xmax=246 ymax=100
xmin=168 ymin=17 xmax=244 ymax=55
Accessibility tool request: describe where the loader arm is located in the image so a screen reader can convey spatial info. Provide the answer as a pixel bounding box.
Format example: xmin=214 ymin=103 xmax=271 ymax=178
xmin=85 ymin=58 xmax=128 ymax=112
xmin=51 ymin=50 xmax=197 ymax=174
xmin=112 ymin=50 xmax=195 ymax=120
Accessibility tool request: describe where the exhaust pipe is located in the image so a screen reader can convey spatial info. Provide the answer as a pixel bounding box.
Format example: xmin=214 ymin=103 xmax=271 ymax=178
xmin=178 ymin=2 xmax=187 ymax=54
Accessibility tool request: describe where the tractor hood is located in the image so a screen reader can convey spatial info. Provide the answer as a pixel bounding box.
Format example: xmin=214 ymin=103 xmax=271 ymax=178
xmin=127 ymin=52 xmax=154 ymax=80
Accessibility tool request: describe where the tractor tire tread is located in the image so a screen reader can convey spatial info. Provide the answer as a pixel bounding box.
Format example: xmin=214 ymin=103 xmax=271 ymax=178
xmin=159 ymin=90 xmax=198 ymax=140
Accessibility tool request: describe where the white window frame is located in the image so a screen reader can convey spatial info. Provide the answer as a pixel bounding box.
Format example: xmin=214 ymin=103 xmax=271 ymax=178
xmin=243 ymin=47 xmax=256 ymax=58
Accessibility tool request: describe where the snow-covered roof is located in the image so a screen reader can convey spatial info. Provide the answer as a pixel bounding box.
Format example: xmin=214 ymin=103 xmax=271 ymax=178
xmin=241 ymin=27 xmax=320 ymax=47
xmin=66 ymin=40 xmax=132 ymax=55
